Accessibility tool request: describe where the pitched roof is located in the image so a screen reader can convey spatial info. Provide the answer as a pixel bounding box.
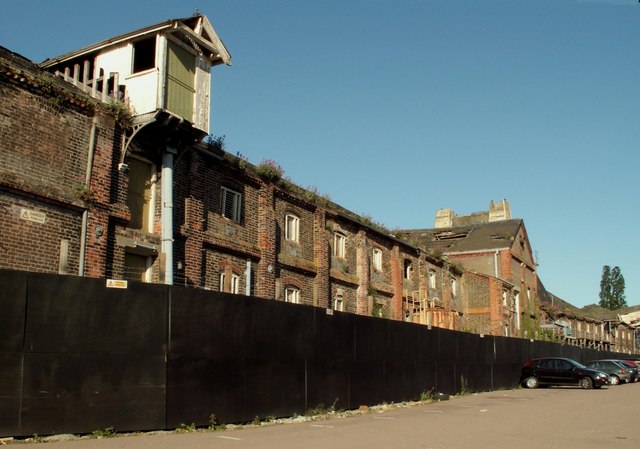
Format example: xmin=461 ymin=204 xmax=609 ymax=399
xmin=402 ymin=219 xmax=524 ymax=254
xmin=40 ymin=15 xmax=231 ymax=68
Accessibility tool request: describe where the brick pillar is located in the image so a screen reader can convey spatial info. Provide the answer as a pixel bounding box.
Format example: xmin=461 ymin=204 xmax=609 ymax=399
xmin=256 ymin=183 xmax=276 ymax=299
xmin=313 ymin=208 xmax=330 ymax=308
xmin=83 ymin=117 xmax=119 ymax=279
xmin=489 ymin=276 xmax=502 ymax=336
xmin=84 ymin=208 xmax=109 ymax=278
xmin=500 ymin=250 xmax=512 ymax=281
xmin=356 ymin=231 xmax=369 ymax=315
xmin=391 ymin=245 xmax=403 ymax=320
xmin=183 ymin=196 xmax=204 ymax=287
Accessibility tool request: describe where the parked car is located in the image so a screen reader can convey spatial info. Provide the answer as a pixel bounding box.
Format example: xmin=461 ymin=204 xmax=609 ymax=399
xmin=520 ymin=357 xmax=609 ymax=389
xmin=584 ymin=360 xmax=631 ymax=385
xmin=615 ymin=360 xmax=638 ymax=383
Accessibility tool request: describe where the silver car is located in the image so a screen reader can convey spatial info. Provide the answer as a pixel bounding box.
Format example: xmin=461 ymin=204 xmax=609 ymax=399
xmin=585 ymin=360 xmax=631 ymax=385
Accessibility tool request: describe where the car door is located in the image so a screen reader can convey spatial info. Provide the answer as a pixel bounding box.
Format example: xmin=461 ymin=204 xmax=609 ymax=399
xmin=553 ymin=359 xmax=577 ymax=384
xmin=536 ymin=359 xmax=556 ymax=383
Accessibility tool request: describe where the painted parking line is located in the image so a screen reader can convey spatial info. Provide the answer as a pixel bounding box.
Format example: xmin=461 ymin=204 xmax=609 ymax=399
xmin=310 ymin=424 xmax=334 ymax=428
xmin=373 ymin=416 xmax=396 ymax=420
xmin=217 ymin=435 xmax=243 ymax=441
xmin=424 ymin=410 xmax=444 ymax=413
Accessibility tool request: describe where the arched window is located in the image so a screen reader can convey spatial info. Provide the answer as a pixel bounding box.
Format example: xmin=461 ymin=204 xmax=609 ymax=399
xmin=284 ymin=286 xmax=300 ymax=304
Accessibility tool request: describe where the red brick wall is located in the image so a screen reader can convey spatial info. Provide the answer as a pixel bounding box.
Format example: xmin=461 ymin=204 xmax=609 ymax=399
xmin=1 ymin=55 xmax=120 ymax=278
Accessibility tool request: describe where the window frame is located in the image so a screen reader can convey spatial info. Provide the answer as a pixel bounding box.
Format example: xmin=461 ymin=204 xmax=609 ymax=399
xmin=284 ymin=286 xmax=300 ymax=304
xmin=428 ymin=270 xmax=437 ymax=289
xmin=221 ymin=186 xmax=242 ymax=223
xmin=333 ymin=232 xmax=346 ymax=258
xmin=220 ymin=271 xmax=240 ymax=294
xmin=404 ymin=260 xmax=413 ymax=280
xmin=372 ymin=248 xmax=383 ymax=272
xmin=284 ymin=213 xmax=300 ymax=243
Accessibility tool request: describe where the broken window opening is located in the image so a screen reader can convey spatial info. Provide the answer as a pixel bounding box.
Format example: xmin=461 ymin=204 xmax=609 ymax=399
xmin=132 ymin=37 xmax=156 ymax=73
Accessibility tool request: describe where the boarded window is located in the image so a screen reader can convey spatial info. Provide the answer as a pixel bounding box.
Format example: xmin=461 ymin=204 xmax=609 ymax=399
xmin=166 ymin=41 xmax=195 ymax=120
xmin=123 ymin=253 xmax=149 ymax=282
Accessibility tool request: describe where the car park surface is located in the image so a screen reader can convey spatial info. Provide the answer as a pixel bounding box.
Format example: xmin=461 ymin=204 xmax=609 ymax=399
xmin=9 ymin=382 xmax=640 ymax=449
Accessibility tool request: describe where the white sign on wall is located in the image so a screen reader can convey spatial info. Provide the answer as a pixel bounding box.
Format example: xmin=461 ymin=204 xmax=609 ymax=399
xmin=20 ymin=208 xmax=46 ymax=224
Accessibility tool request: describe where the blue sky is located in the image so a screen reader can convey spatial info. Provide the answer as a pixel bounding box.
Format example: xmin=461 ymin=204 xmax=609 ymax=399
xmin=1 ymin=0 xmax=638 ymax=308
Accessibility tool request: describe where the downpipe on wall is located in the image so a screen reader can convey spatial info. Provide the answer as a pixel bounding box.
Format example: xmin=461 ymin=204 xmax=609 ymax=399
xmin=162 ymin=146 xmax=177 ymax=285
xmin=78 ymin=116 xmax=98 ymax=276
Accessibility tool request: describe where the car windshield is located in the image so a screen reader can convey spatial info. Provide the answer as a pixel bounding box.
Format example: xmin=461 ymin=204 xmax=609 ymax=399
xmin=570 ymin=360 xmax=587 ymax=368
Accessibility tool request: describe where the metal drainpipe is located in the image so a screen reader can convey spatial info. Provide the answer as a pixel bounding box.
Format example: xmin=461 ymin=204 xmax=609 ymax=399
xmin=162 ymin=146 xmax=177 ymax=285
xmin=246 ymin=259 xmax=252 ymax=296
xmin=78 ymin=117 xmax=98 ymax=276
xmin=494 ymin=250 xmax=499 ymax=278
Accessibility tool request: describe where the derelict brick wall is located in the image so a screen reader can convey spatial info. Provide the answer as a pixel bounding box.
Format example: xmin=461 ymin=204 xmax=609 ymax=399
xmin=462 ymin=271 xmax=492 ymax=334
xmin=0 ymin=51 xmax=127 ymax=277
xmin=279 ymin=267 xmax=315 ymax=305
xmin=0 ymin=61 xmax=121 ymax=277
xmin=0 ymin=83 xmax=90 ymax=204
xmin=274 ymin=193 xmax=315 ymax=262
xmin=0 ymin=192 xmax=82 ymax=273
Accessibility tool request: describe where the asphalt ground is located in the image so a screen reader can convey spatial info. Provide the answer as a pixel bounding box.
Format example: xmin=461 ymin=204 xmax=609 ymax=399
xmin=7 ymin=381 xmax=640 ymax=449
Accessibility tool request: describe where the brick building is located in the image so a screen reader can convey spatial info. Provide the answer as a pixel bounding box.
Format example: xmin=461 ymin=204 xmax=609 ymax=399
xmin=398 ymin=200 xmax=539 ymax=338
xmin=0 ymin=16 xmax=462 ymax=329
xmin=1 ymin=15 xmax=634 ymax=351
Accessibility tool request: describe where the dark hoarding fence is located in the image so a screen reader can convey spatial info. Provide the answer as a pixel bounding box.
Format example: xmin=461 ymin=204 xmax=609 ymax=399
xmin=0 ymin=269 xmax=633 ymax=438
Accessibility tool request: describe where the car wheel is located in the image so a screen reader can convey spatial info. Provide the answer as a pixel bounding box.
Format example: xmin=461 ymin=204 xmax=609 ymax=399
xmin=580 ymin=377 xmax=593 ymax=390
xmin=523 ymin=376 xmax=539 ymax=389
xmin=610 ymin=375 xmax=620 ymax=385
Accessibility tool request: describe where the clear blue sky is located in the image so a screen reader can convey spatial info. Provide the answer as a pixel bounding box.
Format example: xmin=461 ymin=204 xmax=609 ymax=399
xmin=1 ymin=0 xmax=638 ymax=309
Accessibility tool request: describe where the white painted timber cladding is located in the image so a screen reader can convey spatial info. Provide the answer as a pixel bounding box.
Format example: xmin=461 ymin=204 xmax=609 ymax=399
xmin=125 ymin=69 xmax=160 ymax=116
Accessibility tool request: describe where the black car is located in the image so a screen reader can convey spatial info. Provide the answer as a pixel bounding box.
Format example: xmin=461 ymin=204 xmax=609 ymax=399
xmin=520 ymin=357 xmax=609 ymax=389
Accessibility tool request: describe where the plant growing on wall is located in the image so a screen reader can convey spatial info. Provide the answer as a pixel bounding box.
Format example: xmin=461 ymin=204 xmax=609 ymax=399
xmin=72 ymin=179 xmax=95 ymax=206
xmin=205 ymin=134 xmax=226 ymax=152
xmin=106 ymin=97 xmax=133 ymax=128
xmin=256 ymin=159 xmax=284 ymax=182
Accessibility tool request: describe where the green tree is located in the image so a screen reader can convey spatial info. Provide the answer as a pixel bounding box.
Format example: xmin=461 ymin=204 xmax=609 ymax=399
xmin=598 ymin=265 xmax=627 ymax=310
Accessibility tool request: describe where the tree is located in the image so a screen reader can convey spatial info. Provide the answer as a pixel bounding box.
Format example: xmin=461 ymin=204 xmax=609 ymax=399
xmin=598 ymin=265 xmax=627 ymax=310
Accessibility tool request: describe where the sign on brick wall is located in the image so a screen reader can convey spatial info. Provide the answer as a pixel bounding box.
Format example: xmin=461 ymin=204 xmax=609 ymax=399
xmin=19 ymin=208 xmax=46 ymax=224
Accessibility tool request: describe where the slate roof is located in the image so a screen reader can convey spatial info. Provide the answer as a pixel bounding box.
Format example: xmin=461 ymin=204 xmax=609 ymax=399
xmin=401 ymin=219 xmax=524 ymax=254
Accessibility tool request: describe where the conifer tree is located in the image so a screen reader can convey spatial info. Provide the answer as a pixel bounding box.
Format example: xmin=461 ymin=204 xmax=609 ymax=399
xmin=598 ymin=265 xmax=627 ymax=310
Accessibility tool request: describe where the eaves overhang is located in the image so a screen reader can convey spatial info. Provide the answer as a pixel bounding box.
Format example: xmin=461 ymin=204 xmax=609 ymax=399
xmin=40 ymin=15 xmax=231 ymax=69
